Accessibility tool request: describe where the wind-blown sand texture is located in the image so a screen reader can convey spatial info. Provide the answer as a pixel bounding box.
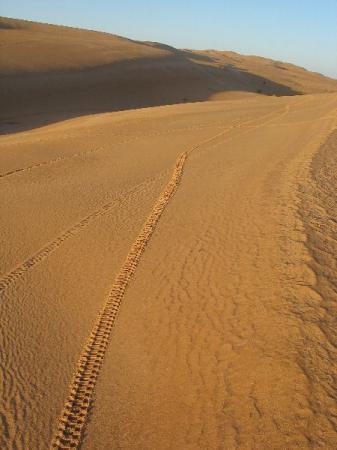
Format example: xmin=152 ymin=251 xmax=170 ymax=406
xmin=1 ymin=16 xmax=337 ymax=450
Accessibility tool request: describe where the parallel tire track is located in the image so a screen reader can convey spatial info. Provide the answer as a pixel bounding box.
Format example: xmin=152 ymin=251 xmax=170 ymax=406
xmin=0 ymin=123 xmax=231 ymax=179
xmin=1 ymin=98 xmax=304 ymax=180
xmin=50 ymin=103 xmax=294 ymax=449
xmin=1 ymin=105 xmax=288 ymax=294
xmin=0 ymin=178 xmax=157 ymax=294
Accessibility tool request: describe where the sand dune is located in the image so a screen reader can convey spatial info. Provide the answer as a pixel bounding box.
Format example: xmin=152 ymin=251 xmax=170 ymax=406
xmin=1 ymin=16 xmax=337 ymax=450
xmin=1 ymin=17 xmax=337 ymax=133
xmin=1 ymin=92 xmax=337 ymax=449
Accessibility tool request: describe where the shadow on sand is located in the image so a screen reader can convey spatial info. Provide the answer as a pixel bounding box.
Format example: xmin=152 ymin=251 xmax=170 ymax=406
xmin=0 ymin=47 xmax=299 ymax=134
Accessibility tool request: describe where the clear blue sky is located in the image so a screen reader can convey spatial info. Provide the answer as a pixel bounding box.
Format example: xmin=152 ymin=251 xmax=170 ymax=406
xmin=2 ymin=0 xmax=337 ymax=78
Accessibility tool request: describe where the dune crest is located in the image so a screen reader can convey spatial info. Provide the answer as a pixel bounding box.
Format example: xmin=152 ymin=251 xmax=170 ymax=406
xmin=1 ymin=16 xmax=337 ymax=133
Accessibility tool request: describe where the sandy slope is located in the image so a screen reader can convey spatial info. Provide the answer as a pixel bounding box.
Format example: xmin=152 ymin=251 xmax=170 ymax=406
xmin=1 ymin=16 xmax=337 ymax=133
xmin=1 ymin=93 xmax=337 ymax=449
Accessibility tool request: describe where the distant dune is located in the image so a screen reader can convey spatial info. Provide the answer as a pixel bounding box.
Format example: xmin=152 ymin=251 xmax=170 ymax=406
xmin=1 ymin=16 xmax=337 ymax=132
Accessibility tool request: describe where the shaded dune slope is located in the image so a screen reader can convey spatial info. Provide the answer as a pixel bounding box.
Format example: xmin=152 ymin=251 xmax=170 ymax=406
xmin=1 ymin=16 xmax=337 ymax=132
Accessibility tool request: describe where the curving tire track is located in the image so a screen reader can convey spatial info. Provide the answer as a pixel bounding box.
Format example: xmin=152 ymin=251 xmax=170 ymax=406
xmin=49 ymin=150 xmax=188 ymax=449
xmin=50 ymin=103 xmax=295 ymax=449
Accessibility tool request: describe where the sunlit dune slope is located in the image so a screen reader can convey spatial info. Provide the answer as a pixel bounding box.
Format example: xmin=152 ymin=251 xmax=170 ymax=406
xmin=1 ymin=16 xmax=337 ymax=132
xmin=0 ymin=17 xmax=169 ymax=73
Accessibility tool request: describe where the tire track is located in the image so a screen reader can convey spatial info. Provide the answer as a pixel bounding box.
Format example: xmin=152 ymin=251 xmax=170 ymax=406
xmin=0 ymin=176 xmax=160 ymax=294
xmin=50 ymin=102 xmax=295 ymax=449
xmin=0 ymin=99 xmax=303 ymax=180
xmin=0 ymin=104 xmax=291 ymax=295
xmin=49 ymin=150 xmax=187 ymax=449
xmin=50 ymin=148 xmax=194 ymax=449
xmin=0 ymin=123 xmax=231 ymax=179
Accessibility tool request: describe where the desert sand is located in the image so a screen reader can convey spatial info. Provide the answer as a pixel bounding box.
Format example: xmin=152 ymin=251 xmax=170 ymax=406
xmin=2 ymin=16 xmax=337 ymax=133
xmin=1 ymin=17 xmax=337 ymax=450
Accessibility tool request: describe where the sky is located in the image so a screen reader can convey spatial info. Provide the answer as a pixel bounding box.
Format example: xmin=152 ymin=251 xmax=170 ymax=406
xmin=1 ymin=0 xmax=337 ymax=78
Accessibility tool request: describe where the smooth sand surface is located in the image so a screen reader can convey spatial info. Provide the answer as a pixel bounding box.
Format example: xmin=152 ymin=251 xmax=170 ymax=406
xmin=1 ymin=93 xmax=337 ymax=449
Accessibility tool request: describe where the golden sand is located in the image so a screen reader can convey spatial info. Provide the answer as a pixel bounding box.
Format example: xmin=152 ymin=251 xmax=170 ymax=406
xmin=1 ymin=16 xmax=337 ymax=450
